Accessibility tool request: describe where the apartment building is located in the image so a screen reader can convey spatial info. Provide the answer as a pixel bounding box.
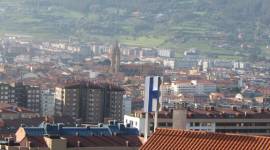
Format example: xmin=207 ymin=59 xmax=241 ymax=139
xmin=125 ymin=105 xmax=270 ymax=136
xmin=41 ymin=89 xmax=55 ymax=116
xmin=0 ymin=83 xmax=15 ymax=103
xmin=55 ymin=81 xmax=125 ymax=123
xmin=171 ymin=80 xmax=216 ymax=94
xmin=0 ymin=82 xmax=41 ymax=113
xmin=173 ymin=105 xmax=270 ymax=136
xmin=25 ymin=85 xmax=41 ymax=113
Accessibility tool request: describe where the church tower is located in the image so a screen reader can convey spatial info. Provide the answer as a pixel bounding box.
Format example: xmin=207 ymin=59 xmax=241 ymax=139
xmin=111 ymin=41 xmax=120 ymax=73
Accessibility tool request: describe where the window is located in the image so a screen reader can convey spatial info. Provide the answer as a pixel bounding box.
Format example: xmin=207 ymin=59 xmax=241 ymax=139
xmin=201 ymin=122 xmax=208 ymax=126
xmin=195 ymin=122 xmax=200 ymax=127
xmin=201 ymin=122 xmax=212 ymax=126
xmin=158 ymin=122 xmax=167 ymax=127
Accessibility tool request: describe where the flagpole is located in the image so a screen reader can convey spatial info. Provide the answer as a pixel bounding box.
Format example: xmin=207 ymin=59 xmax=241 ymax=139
xmin=154 ymin=106 xmax=158 ymax=132
xmin=155 ymin=77 xmax=163 ymax=132
xmin=144 ymin=112 xmax=149 ymax=142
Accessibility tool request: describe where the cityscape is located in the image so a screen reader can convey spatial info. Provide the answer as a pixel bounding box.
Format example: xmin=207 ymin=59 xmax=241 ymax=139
xmin=0 ymin=0 xmax=270 ymax=150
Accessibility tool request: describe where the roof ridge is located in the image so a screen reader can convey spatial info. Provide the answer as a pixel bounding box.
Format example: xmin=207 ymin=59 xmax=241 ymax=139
xmin=155 ymin=128 xmax=270 ymax=139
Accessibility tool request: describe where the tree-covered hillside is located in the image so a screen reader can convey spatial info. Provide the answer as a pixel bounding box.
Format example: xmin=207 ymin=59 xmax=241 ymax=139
xmin=1 ymin=0 xmax=270 ymax=59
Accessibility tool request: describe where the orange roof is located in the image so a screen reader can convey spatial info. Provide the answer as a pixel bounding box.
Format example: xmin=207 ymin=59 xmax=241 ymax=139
xmin=140 ymin=129 xmax=270 ymax=150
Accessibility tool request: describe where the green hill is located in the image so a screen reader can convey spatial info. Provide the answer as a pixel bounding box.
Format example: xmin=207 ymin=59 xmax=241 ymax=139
xmin=1 ymin=0 xmax=270 ymax=59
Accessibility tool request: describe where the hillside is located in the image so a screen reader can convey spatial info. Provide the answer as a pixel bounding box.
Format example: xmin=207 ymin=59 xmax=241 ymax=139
xmin=0 ymin=0 xmax=270 ymax=59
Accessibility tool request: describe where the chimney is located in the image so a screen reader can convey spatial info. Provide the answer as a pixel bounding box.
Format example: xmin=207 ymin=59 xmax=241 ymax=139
xmin=232 ymin=106 xmax=237 ymax=111
xmin=172 ymin=106 xmax=187 ymax=129
xmin=6 ymin=137 xmax=15 ymax=146
xmin=206 ymin=112 xmax=212 ymax=117
xmin=259 ymin=108 xmax=265 ymax=113
xmin=251 ymin=107 xmax=257 ymax=112
xmin=126 ymin=140 xmax=129 ymax=147
xmin=77 ymin=140 xmax=81 ymax=147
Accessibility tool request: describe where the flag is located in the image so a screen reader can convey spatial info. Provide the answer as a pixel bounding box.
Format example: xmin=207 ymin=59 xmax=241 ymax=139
xmin=144 ymin=76 xmax=162 ymax=112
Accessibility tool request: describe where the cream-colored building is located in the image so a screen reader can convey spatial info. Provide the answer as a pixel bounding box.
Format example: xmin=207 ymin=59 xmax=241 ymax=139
xmin=125 ymin=105 xmax=270 ymax=136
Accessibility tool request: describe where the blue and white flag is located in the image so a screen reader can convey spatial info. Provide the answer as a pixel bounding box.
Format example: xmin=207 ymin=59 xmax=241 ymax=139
xmin=144 ymin=76 xmax=162 ymax=112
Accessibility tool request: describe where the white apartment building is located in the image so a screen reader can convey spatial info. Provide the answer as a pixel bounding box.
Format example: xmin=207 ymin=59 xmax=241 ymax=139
xmin=124 ymin=111 xmax=173 ymax=136
xmin=171 ymin=80 xmax=217 ymax=95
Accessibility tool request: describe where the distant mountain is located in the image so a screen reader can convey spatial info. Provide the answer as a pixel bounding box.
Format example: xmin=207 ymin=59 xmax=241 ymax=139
xmin=1 ymin=0 xmax=270 ymax=59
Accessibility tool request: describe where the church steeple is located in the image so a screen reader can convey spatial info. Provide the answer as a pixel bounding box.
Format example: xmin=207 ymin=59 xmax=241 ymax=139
xmin=111 ymin=41 xmax=120 ymax=73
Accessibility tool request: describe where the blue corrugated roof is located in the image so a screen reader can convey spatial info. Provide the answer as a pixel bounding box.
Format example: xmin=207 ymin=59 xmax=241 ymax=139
xmin=23 ymin=123 xmax=139 ymax=137
xmin=59 ymin=127 xmax=111 ymax=136
xmin=24 ymin=128 xmax=45 ymax=136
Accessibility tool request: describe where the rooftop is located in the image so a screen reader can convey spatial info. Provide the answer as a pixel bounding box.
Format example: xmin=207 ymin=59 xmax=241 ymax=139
xmin=15 ymin=122 xmax=142 ymax=148
xmin=186 ymin=106 xmax=270 ymax=119
xmin=140 ymin=128 xmax=270 ymax=150
xmin=19 ymin=121 xmax=139 ymax=138
xmin=132 ymin=106 xmax=270 ymax=120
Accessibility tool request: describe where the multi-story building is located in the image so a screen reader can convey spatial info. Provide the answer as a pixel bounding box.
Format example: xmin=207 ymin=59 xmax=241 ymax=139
xmin=0 ymin=82 xmax=41 ymax=113
xmin=55 ymin=81 xmax=125 ymax=123
xmin=157 ymin=49 xmax=175 ymax=58
xmin=0 ymin=82 xmax=15 ymax=103
xmin=140 ymin=48 xmax=157 ymax=58
xmin=41 ymin=89 xmax=55 ymax=116
xmin=123 ymin=95 xmax=132 ymax=117
xmin=25 ymin=85 xmax=41 ymax=113
xmin=171 ymin=80 xmax=216 ymax=94
xmin=125 ymin=105 xmax=270 ymax=136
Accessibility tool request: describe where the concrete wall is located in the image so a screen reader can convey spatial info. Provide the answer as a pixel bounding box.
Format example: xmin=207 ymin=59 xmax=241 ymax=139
xmin=44 ymin=137 xmax=67 ymax=150
xmin=173 ymin=107 xmax=187 ymax=129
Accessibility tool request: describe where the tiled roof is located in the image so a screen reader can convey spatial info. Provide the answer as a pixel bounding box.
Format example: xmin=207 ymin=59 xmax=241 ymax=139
xmin=187 ymin=107 xmax=270 ymax=119
xmin=140 ymin=129 xmax=270 ymax=150
xmin=0 ymin=103 xmax=35 ymax=114
xmin=65 ymin=135 xmax=142 ymax=147
xmin=20 ymin=135 xmax=142 ymax=148
xmin=2 ymin=116 xmax=75 ymax=131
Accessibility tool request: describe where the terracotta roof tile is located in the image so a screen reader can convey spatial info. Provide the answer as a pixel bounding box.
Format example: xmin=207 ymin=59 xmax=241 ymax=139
xmin=34 ymin=136 xmax=143 ymax=148
xmin=140 ymin=129 xmax=270 ymax=150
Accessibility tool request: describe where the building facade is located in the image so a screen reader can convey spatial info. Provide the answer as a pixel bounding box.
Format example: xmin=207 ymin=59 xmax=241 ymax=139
xmin=125 ymin=105 xmax=270 ymax=136
xmin=0 ymin=82 xmax=41 ymax=113
xmin=55 ymin=82 xmax=125 ymax=123
xmin=41 ymin=89 xmax=55 ymax=116
xmin=0 ymin=82 xmax=15 ymax=104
